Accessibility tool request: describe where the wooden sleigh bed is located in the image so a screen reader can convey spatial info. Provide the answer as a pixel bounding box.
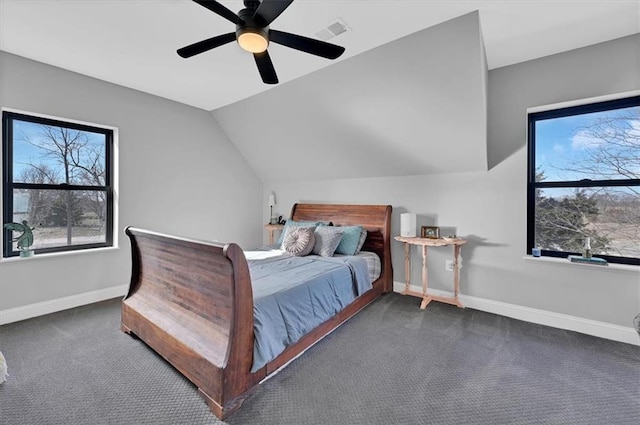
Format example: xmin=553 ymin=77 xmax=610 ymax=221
xmin=121 ymin=203 xmax=393 ymax=419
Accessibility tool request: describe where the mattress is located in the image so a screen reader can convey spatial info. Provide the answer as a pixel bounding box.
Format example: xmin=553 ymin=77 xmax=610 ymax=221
xmin=245 ymin=249 xmax=379 ymax=372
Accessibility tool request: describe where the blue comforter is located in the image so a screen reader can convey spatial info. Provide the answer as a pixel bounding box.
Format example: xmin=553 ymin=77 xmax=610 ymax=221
xmin=246 ymin=250 xmax=372 ymax=372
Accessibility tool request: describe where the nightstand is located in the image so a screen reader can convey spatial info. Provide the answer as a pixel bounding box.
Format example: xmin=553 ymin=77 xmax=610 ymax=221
xmin=264 ymin=224 xmax=284 ymax=245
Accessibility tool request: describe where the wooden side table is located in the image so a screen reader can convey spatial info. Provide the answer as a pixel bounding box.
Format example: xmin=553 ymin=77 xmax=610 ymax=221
xmin=264 ymin=224 xmax=284 ymax=245
xmin=394 ymin=236 xmax=467 ymax=310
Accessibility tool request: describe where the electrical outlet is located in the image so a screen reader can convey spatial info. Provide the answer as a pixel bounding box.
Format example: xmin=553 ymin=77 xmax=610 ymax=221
xmin=445 ymin=260 xmax=454 ymax=272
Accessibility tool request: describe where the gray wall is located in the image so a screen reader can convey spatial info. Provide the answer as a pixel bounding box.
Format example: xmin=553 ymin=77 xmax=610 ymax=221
xmin=0 ymin=52 xmax=263 ymax=311
xmin=488 ymin=32 xmax=640 ymax=170
xmin=264 ymin=34 xmax=640 ymax=328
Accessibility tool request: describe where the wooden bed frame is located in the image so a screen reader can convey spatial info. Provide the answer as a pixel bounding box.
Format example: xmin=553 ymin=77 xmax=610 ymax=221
xmin=121 ymin=203 xmax=393 ymax=419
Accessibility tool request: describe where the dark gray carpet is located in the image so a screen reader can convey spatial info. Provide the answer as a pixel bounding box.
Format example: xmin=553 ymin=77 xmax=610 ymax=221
xmin=1 ymin=294 xmax=639 ymax=425
xmin=0 ymin=298 xmax=222 ymax=425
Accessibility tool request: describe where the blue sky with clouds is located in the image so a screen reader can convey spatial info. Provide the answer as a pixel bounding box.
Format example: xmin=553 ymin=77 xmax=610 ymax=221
xmin=534 ymin=105 xmax=640 ymax=183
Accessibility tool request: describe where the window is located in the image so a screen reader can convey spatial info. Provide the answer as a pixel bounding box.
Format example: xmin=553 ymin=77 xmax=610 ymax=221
xmin=527 ymin=95 xmax=640 ymax=266
xmin=2 ymin=111 xmax=114 ymax=257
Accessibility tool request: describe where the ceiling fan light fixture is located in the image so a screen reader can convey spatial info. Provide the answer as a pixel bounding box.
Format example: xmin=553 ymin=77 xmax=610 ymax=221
xmin=178 ymin=0 xmax=345 ymax=84
xmin=237 ymin=27 xmax=269 ymax=53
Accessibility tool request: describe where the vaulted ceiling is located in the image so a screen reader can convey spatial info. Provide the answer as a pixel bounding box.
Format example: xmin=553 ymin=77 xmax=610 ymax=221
xmin=1 ymin=1 xmax=638 ymax=111
xmin=214 ymin=12 xmax=489 ymax=181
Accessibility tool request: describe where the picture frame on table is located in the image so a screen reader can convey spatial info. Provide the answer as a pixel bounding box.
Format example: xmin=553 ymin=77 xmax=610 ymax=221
xmin=421 ymin=226 xmax=440 ymax=239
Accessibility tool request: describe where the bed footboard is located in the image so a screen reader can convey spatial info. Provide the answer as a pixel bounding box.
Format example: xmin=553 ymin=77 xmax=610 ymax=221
xmin=121 ymin=227 xmax=258 ymax=419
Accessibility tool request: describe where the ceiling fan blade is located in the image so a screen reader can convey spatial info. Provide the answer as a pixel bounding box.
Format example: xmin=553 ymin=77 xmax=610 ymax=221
xmin=254 ymin=0 xmax=294 ymax=25
xmin=177 ymin=32 xmax=236 ymax=58
xmin=193 ymin=0 xmax=244 ymax=25
xmin=269 ymin=30 xmax=345 ymax=59
xmin=254 ymin=51 xmax=278 ymax=84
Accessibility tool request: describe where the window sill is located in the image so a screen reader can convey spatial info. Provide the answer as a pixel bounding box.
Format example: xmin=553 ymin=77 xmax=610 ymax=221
xmin=522 ymin=255 xmax=639 ymax=274
xmin=0 ymin=246 xmax=120 ymax=264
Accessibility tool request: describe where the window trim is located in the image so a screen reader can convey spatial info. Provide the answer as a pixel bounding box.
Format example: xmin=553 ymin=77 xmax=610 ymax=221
xmin=526 ymin=93 xmax=640 ymax=266
xmin=2 ymin=109 xmax=117 ymax=257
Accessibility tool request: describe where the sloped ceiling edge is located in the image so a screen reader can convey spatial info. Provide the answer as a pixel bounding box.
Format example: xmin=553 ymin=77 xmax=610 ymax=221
xmin=214 ymin=11 xmax=488 ymax=183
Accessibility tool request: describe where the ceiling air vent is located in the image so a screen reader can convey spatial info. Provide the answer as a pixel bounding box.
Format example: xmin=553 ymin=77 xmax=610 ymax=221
xmin=315 ymin=18 xmax=350 ymax=41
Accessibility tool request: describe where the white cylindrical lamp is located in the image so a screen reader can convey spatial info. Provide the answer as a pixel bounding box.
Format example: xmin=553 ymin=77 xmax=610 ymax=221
xmin=400 ymin=213 xmax=417 ymax=237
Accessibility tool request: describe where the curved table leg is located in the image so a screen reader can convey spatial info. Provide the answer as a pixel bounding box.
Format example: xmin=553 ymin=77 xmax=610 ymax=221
xmin=420 ymin=245 xmax=433 ymax=309
xmin=403 ymin=242 xmax=411 ymax=294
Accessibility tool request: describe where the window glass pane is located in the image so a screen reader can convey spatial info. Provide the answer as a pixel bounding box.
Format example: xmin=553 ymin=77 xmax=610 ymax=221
xmin=12 ymin=188 xmax=107 ymax=250
xmin=12 ymin=119 xmax=107 ymax=186
xmin=535 ymin=186 xmax=640 ymax=258
xmin=534 ymin=105 xmax=640 ymax=182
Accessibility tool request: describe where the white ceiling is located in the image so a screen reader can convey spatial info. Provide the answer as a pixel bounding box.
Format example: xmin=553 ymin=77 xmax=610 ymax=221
xmin=1 ymin=1 xmax=639 ymax=111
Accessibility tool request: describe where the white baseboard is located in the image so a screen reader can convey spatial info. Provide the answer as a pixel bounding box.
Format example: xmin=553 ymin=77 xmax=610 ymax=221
xmin=2 ymin=282 xmax=638 ymax=347
xmin=393 ymin=281 xmax=640 ymax=346
xmin=0 ymin=285 xmax=128 ymax=325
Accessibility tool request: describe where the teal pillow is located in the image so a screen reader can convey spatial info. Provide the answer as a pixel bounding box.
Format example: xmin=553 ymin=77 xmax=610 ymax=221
xmin=277 ymin=220 xmax=324 ymax=246
xmin=334 ymin=226 xmax=364 ymax=255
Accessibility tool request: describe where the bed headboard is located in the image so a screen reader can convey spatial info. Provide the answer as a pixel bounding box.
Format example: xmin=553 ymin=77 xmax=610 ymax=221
xmin=290 ymin=203 xmax=393 ymax=293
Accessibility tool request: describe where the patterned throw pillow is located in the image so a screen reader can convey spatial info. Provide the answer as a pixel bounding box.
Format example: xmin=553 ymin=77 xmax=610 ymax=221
xmin=334 ymin=226 xmax=364 ymax=255
xmin=282 ymin=226 xmax=316 ymax=256
xmin=312 ymin=226 xmax=344 ymax=257
xmin=355 ymin=229 xmax=368 ymax=254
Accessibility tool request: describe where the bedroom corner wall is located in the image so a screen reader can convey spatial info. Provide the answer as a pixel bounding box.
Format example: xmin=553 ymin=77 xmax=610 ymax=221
xmin=263 ymin=33 xmax=640 ymax=334
xmin=0 ymin=51 xmax=262 ymax=317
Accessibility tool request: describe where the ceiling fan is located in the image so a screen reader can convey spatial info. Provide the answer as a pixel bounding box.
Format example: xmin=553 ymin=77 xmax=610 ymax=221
xmin=177 ymin=0 xmax=346 ymax=84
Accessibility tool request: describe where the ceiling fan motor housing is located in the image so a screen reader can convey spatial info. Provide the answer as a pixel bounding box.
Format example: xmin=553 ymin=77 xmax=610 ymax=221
xmin=236 ymin=7 xmax=270 ymax=52
xmin=244 ymin=0 xmax=261 ymax=9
